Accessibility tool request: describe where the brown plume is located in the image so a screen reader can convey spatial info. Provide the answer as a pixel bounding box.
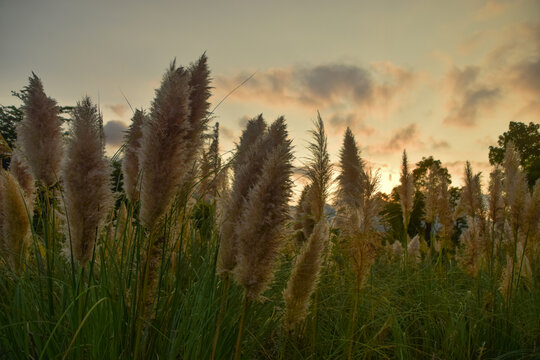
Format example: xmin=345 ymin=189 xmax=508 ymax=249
xmin=62 ymin=97 xmax=114 ymax=265
xmin=17 ymin=74 xmax=63 ymax=186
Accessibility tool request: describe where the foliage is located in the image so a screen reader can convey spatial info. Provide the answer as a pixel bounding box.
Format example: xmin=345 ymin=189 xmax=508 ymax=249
xmin=0 ymin=194 xmax=538 ymax=359
xmin=489 ymin=121 xmax=540 ymax=187
xmin=412 ymin=156 xmax=451 ymax=189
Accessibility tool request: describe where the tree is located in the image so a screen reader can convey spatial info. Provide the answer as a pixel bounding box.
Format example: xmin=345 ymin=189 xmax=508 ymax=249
xmin=412 ymin=156 xmax=451 ymax=189
xmin=0 ymin=102 xmax=22 ymax=150
xmin=489 ymin=121 xmax=540 ymax=187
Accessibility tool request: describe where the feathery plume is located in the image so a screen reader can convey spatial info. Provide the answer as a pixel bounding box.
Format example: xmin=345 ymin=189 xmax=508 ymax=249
xmin=335 ymin=127 xmax=365 ymax=219
xmin=305 ymin=112 xmax=332 ymax=221
xmin=9 ymin=145 xmax=35 ymax=204
xmin=187 ymin=54 xmax=211 ymax=143
xmin=488 ymin=167 xmax=504 ymax=231
xmin=17 ymin=74 xmax=63 ymax=186
xmin=455 ymin=161 xmax=484 ymax=221
xmin=525 ymin=180 xmax=540 ymax=239
xmin=334 ymin=128 xmax=381 ymax=291
xmin=0 ymin=133 xmax=11 ymax=157
xmin=0 ymin=171 xmax=31 ymax=272
xmin=360 ymin=168 xmax=383 ymax=233
xmin=351 ymin=232 xmax=379 ymax=285
xmin=139 ymin=55 xmax=210 ymax=229
xmin=399 ymin=150 xmax=414 ymax=231
xmin=457 ymin=216 xmax=487 ymax=277
xmin=503 ymin=142 xmax=528 ymax=233
xmin=283 ymin=220 xmax=329 ymax=329
xmin=392 ymin=240 xmax=404 ymax=257
xmin=282 ymin=114 xmax=332 ymax=328
xmin=234 ymin=117 xmax=293 ymax=300
xmin=217 ymin=115 xmax=267 ymax=275
xmin=424 ymin=165 xmax=438 ymax=224
xmin=499 ymin=241 xmax=532 ymax=302
xmin=292 ymin=184 xmax=315 ymax=245
xmin=407 ymin=234 xmax=421 ymax=264
xmin=62 ymin=97 xmax=114 ymax=265
xmin=437 ymin=173 xmax=454 ymax=241
xmin=122 ymin=109 xmax=145 ymax=203
xmin=199 ymin=122 xmax=227 ymax=199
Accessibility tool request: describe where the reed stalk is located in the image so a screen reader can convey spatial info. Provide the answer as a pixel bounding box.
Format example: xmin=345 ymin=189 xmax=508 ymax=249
xmin=233 ymin=293 xmax=249 ymax=360
xmin=210 ymin=274 xmax=230 ymax=360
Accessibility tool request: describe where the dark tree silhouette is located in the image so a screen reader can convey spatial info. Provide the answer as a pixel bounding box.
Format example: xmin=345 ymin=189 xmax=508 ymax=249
xmin=489 ymin=121 xmax=540 ymax=187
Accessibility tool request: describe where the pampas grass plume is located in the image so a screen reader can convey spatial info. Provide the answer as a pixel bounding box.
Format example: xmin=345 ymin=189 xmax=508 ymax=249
xmin=217 ymin=115 xmax=267 ymax=275
xmin=305 ymin=112 xmax=332 ymax=221
xmin=457 ymin=216 xmax=486 ymax=277
xmin=335 ymin=127 xmax=364 ymax=217
xmin=503 ymin=142 xmax=528 ymax=232
xmin=139 ymin=55 xmax=210 ymax=229
xmin=456 ymin=161 xmax=484 ymax=219
xmin=17 ymin=74 xmax=63 ymax=186
xmin=392 ymin=241 xmax=403 ymax=257
xmin=488 ymin=167 xmax=504 ymax=230
xmin=9 ymin=146 xmax=35 ymax=204
xmin=282 ymin=114 xmax=331 ymax=328
xmin=525 ymin=180 xmax=540 ymax=239
xmin=0 ymin=171 xmax=31 ymax=272
xmin=283 ymin=220 xmax=328 ymax=329
xmin=138 ymin=63 xmax=191 ymax=228
xmin=424 ymin=165 xmax=438 ymax=224
xmin=122 ymin=109 xmax=145 ymax=203
xmin=233 ymin=117 xmax=293 ymax=300
xmin=407 ymin=235 xmax=421 ymax=264
xmin=62 ymin=97 xmax=113 ymax=265
xmin=437 ymin=174 xmax=454 ymax=240
xmin=399 ymin=150 xmax=414 ymax=230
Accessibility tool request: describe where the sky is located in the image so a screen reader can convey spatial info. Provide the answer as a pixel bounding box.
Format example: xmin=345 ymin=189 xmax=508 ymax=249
xmin=1 ymin=0 xmax=539 ymax=194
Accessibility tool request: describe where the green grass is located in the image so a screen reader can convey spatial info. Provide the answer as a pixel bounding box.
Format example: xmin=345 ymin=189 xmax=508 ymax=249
xmin=0 ymin=199 xmax=538 ymax=359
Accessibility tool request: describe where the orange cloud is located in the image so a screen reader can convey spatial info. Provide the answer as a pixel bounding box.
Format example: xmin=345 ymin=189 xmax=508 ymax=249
xmin=326 ymin=111 xmax=376 ymax=137
xmin=107 ymin=104 xmax=128 ymax=117
xmin=367 ymin=123 xmax=422 ymax=155
xmin=220 ymin=124 xmax=236 ymax=141
xmin=103 ymin=120 xmax=128 ymax=146
xmin=428 ymin=137 xmax=451 ymax=150
xmin=215 ymin=62 xmax=417 ymax=130
xmin=475 ymin=0 xmax=515 ymax=20
xmin=443 ymin=66 xmax=500 ymax=127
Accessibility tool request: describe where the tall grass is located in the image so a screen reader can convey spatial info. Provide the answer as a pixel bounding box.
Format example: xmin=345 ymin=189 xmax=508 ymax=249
xmin=0 ymin=59 xmax=539 ymax=360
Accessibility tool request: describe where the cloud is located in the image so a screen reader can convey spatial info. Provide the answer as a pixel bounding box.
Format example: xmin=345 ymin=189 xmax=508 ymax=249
xmin=428 ymin=137 xmax=451 ymax=150
xmin=107 ymin=104 xmax=128 ymax=117
xmin=475 ymin=0 xmax=514 ymax=20
xmin=220 ymin=124 xmax=235 ymax=141
xmin=326 ymin=111 xmax=375 ymax=136
xmin=368 ymin=123 xmax=422 ymax=154
xmin=215 ymin=62 xmax=416 ymax=124
xmin=238 ymin=115 xmax=251 ymax=128
xmin=295 ymin=64 xmax=373 ymax=106
xmin=477 ymin=135 xmax=497 ymax=148
xmin=511 ymin=58 xmax=540 ymax=95
xmin=443 ymin=66 xmax=500 ymax=127
xmin=459 ymin=31 xmax=485 ymax=54
xmin=103 ymin=120 xmax=128 ymax=146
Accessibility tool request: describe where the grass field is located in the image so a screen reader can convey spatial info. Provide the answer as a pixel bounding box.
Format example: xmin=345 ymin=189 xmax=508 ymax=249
xmin=0 ymin=57 xmax=538 ymax=359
